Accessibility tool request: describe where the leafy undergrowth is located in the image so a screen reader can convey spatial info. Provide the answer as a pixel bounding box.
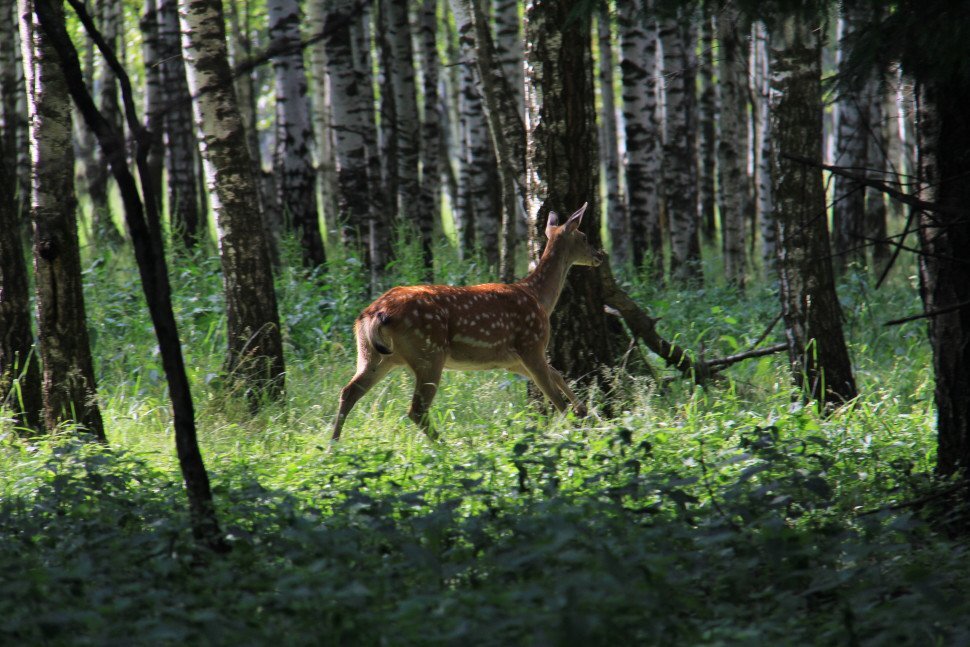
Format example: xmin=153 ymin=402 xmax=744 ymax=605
xmin=2 ymin=244 xmax=966 ymax=644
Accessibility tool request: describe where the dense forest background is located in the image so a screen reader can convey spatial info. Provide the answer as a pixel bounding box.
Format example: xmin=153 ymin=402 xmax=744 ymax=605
xmin=2 ymin=0 xmax=970 ymax=642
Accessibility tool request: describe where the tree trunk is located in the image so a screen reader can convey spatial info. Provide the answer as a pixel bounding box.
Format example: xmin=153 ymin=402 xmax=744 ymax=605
xmin=0 ymin=125 xmax=42 ymax=433
xmin=866 ymin=78 xmax=890 ymax=265
xmin=717 ymin=3 xmax=747 ymax=289
xmin=140 ymin=0 xmax=164 ymax=220
xmin=178 ymin=0 xmax=285 ymax=403
xmin=660 ymin=13 xmax=700 ymax=282
xmin=750 ymin=21 xmax=773 ymax=271
xmin=307 ymin=0 xmax=339 ymax=243
xmin=34 ymin=0 xmax=228 ymax=549
xmin=19 ymin=0 xmax=105 ymax=440
xmin=697 ymin=7 xmax=717 ymax=244
xmin=418 ymin=0 xmax=441 ymax=279
xmin=158 ymin=0 xmax=203 ymax=248
xmin=383 ymin=0 xmax=424 ymax=268
xmin=88 ymin=0 xmax=123 ymax=245
xmin=269 ymin=0 xmax=325 ymax=268
xmin=769 ymin=15 xmax=856 ymax=406
xmin=525 ymin=0 xmax=618 ymax=389
xmin=597 ymin=4 xmax=628 ymax=273
xmin=618 ymin=0 xmax=662 ymax=273
xmin=915 ymin=81 xmax=970 ymax=478
xmin=831 ymin=6 xmax=868 ymax=273
xmin=227 ymin=0 xmax=278 ymax=263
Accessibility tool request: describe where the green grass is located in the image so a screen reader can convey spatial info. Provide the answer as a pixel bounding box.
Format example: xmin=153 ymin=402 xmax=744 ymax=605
xmin=1 ymin=239 xmax=966 ymax=645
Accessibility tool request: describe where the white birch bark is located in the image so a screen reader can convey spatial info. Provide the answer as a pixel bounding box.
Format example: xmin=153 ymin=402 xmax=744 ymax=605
xmin=384 ymin=0 xmax=421 ymax=233
xmin=307 ymin=0 xmax=339 ymax=241
xmin=597 ymin=4 xmax=628 ymax=271
xmin=178 ymin=0 xmax=286 ymax=400
xmin=417 ymin=0 xmax=440 ymax=273
xmin=269 ymin=0 xmax=325 ymax=267
xmin=618 ymin=0 xmax=662 ymax=272
xmin=831 ymin=8 xmax=868 ymax=272
xmin=751 ymin=21 xmax=774 ymax=270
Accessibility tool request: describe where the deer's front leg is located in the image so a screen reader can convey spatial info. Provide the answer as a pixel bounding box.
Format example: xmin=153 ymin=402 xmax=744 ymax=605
xmin=407 ymin=356 xmax=444 ymax=440
xmin=517 ymin=351 xmax=569 ymax=413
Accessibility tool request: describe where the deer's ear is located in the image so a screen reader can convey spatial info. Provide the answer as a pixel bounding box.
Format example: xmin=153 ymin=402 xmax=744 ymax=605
xmin=564 ymin=202 xmax=588 ymax=231
xmin=545 ymin=211 xmax=560 ymax=238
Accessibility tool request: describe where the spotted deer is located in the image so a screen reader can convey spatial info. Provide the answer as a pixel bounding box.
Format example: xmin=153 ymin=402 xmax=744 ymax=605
xmin=332 ymin=202 xmax=604 ymax=440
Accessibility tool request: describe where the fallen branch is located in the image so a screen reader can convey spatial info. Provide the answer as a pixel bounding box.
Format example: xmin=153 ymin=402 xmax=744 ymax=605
xmin=884 ymin=298 xmax=970 ymax=327
xmin=598 ymin=259 xmax=789 ymax=383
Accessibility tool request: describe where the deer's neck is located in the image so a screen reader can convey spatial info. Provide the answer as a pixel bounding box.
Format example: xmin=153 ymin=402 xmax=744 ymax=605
xmin=519 ymin=247 xmax=572 ymax=313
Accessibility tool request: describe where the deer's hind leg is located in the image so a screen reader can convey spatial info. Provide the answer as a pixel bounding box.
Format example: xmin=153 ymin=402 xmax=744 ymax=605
xmin=333 ymin=351 xmax=396 ymax=441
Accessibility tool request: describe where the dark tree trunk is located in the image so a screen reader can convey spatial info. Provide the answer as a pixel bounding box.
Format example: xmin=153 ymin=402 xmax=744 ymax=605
xmin=0 ymin=135 xmax=43 ymax=433
xmin=769 ymin=16 xmax=856 ymax=406
xmin=525 ymin=0 xmax=619 ymax=388
xmin=916 ymin=80 xmax=970 ymax=478
xmin=35 ymin=0 xmax=227 ymax=550
xmin=158 ymin=0 xmax=203 ymax=248
xmin=418 ymin=0 xmax=440 ymax=279
xmin=19 ymin=0 xmax=105 ymax=440
xmin=179 ymin=0 xmax=285 ymax=404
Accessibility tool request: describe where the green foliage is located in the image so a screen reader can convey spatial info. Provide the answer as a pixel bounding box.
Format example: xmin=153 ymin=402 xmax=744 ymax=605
xmin=0 ymin=237 xmax=965 ymax=644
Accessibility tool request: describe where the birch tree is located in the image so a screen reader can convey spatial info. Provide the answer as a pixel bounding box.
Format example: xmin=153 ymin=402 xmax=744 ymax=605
xmin=178 ymin=0 xmax=285 ymax=403
xmin=717 ymin=3 xmax=747 ymax=288
xmin=526 ymin=0 xmax=617 ymax=387
xmin=751 ymin=21 xmax=773 ymax=269
xmin=619 ymin=0 xmax=662 ymax=272
xmin=660 ymin=12 xmax=700 ymax=281
xmin=418 ymin=0 xmax=440 ymax=276
xmin=597 ymin=4 xmax=628 ymax=271
xmin=0 ymin=115 xmax=42 ymax=433
xmin=269 ymin=0 xmax=325 ymax=267
xmin=307 ymin=0 xmax=338 ymax=240
xmin=19 ymin=0 xmax=104 ymax=439
xmin=698 ymin=8 xmax=717 ymax=243
xmin=158 ymin=0 xmax=203 ymax=247
xmin=831 ymin=5 xmax=868 ymax=272
xmin=769 ymin=15 xmax=856 ymax=406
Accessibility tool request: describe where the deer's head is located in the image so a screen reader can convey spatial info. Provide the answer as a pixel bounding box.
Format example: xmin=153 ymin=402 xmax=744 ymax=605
xmin=544 ymin=202 xmax=605 ymax=268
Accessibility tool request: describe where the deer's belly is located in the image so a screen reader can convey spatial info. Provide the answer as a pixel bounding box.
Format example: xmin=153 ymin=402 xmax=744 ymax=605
xmin=444 ymin=340 xmax=516 ymax=371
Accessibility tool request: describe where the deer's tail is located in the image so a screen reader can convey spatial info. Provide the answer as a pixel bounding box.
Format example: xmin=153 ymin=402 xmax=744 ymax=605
xmin=360 ymin=311 xmax=393 ymax=355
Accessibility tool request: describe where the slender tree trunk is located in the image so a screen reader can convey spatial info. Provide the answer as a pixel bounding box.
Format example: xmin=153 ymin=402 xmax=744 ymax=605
xmin=717 ymin=3 xmax=747 ymax=288
xmin=769 ymin=15 xmax=856 ymax=406
xmin=383 ymin=0 xmax=423 ymax=267
xmin=418 ymin=0 xmax=440 ymax=278
xmin=452 ymin=7 xmax=500 ymax=269
xmin=597 ymin=4 xmax=628 ymax=272
xmin=451 ymin=0 xmax=526 ymax=282
xmin=493 ymin=0 xmax=527 ymax=249
xmin=525 ymin=0 xmax=618 ymax=389
xmin=660 ymin=13 xmax=700 ymax=282
xmin=751 ymin=21 xmax=773 ymax=270
xmin=227 ymin=0 xmax=278 ymax=262
xmin=831 ymin=7 xmax=868 ymax=273
xmin=269 ymin=0 xmax=326 ymax=268
xmin=619 ymin=0 xmax=662 ymax=273
xmin=19 ymin=0 xmax=105 ymax=439
xmin=698 ymin=7 xmax=717 ymax=244
xmin=866 ymin=77 xmax=890 ymax=265
xmin=140 ymin=0 xmax=164 ymax=220
xmin=179 ymin=0 xmax=285 ymax=403
xmin=915 ymin=80 xmax=970 ymax=478
xmin=307 ymin=0 xmax=339 ymax=242
xmin=88 ymin=0 xmax=123 ymax=244
xmin=158 ymin=0 xmax=203 ymax=248
xmin=0 ymin=125 xmax=42 ymax=433
xmin=35 ymin=0 xmax=228 ymax=549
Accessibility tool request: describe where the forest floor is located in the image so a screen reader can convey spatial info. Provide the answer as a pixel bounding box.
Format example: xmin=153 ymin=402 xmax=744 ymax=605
xmin=2 ymin=240 xmax=968 ymax=645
